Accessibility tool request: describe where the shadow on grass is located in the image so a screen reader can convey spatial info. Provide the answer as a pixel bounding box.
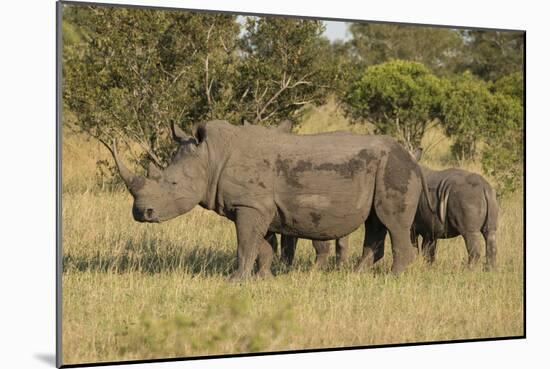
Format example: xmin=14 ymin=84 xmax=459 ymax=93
xmin=63 ymin=238 xmax=379 ymax=277
xmin=63 ymin=239 xmax=236 ymax=276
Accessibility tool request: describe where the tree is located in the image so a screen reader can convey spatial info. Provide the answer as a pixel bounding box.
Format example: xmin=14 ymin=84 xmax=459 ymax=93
xmin=458 ymin=30 xmax=524 ymax=81
xmin=235 ymin=17 xmax=334 ymax=125
xmin=492 ymin=71 xmax=524 ymax=104
xmin=348 ymin=23 xmax=463 ymax=75
xmin=481 ymin=92 xmax=523 ymax=196
xmin=343 ymin=60 xmax=445 ymax=151
xmin=439 ymin=72 xmax=493 ymax=161
xmin=63 ymin=6 xmax=337 ymax=177
xmin=63 ymin=5 xmax=240 ymax=169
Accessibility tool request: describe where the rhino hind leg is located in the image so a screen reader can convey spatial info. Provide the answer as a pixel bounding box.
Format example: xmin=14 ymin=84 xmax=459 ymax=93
xmin=421 ymin=237 xmax=437 ymax=264
xmin=387 ymin=229 xmax=416 ymax=274
xmin=355 ymin=213 xmax=386 ymax=272
xmin=230 ymin=208 xmax=273 ymax=281
xmin=280 ymin=234 xmax=297 ymax=266
xmin=463 ymin=231 xmax=482 ymax=267
xmin=265 ymin=231 xmax=278 ymax=254
xmin=335 ymin=237 xmax=351 ymax=265
xmin=257 ymin=238 xmax=275 ymax=278
xmin=482 ymin=230 xmax=497 ymax=270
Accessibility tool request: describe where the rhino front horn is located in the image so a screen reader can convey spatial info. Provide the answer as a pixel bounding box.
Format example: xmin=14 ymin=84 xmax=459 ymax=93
xmin=111 ymin=140 xmax=138 ymax=189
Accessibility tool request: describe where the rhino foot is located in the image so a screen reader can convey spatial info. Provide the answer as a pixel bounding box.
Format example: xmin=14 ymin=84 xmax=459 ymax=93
xmin=228 ymin=269 xmax=251 ymax=282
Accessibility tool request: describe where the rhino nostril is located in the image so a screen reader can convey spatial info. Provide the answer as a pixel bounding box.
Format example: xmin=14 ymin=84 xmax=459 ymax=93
xmin=145 ymin=208 xmax=154 ymax=219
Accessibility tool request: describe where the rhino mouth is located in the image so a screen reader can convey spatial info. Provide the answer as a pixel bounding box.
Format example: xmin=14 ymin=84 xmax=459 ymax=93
xmin=133 ymin=206 xmax=161 ymax=223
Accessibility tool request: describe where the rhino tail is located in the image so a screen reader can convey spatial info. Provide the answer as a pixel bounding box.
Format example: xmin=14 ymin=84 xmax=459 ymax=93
xmin=418 ymin=167 xmax=436 ymax=216
xmin=483 ymin=186 xmax=499 ymax=232
xmin=482 ymin=185 xmax=499 ymax=269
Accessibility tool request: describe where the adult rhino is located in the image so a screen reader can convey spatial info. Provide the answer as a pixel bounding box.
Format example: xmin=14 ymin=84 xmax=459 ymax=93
xmin=106 ymin=120 xmax=433 ymax=280
xmin=410 ymin=150 xmax=498 ymax=269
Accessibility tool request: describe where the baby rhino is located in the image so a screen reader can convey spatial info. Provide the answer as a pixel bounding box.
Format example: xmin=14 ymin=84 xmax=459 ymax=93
xmin=411 ymin=150 xmax=498 ymax=270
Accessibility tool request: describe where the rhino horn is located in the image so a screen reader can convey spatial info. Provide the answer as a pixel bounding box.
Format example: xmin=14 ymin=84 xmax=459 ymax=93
xmin=110 ymin=140 xmax=138 ymax=190
xmin=147 ymin=162 xmax=162 ymax=180
xmin=171 ymin=121 xmax=192 ymax=144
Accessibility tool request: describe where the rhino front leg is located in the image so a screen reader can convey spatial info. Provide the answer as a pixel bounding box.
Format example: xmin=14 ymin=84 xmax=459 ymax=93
xmin=230 ymin=208 xmax=273 ymax=281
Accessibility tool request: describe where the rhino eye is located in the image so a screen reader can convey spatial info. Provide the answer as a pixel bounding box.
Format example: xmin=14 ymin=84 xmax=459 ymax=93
xmin=170 ymin=181 xmax=178 ymax=185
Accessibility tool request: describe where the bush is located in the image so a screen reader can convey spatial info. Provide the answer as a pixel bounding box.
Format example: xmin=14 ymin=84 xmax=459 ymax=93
xmin=343 ymin=60 xmax=445 ymax=151
xmin=440 ymin=72 xmax=493 ymax=161
xmin=481 ymin=93 xmax=523 ymax=196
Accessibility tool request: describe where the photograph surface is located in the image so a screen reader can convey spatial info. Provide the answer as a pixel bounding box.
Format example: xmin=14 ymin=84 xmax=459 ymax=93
xmin=59 ymin=1 xmax=525 ymax=366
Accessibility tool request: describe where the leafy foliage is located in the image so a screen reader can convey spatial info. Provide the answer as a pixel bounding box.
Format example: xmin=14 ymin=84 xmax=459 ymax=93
xmin=439 ymin=72 xmax=523 ymax=195
xmin=63 ymin=7 xmax=336 ymax=173
xmin=481 ymin=93 xmax=523 ymax=196
xmin=236 ymin=17 xmax=333 ymax=125
xmin=492 ymin=71 xmax=524 ymax=104
xmin=63 ymin=6 xmax=240 ymax=169
xmin=343 ymin=60 xmax=445 ymax=150
xmin=348 ymin=23 xmax=463 ymax=75
xmin=459 ymin=30 xmax=524 ymax=81
xmin=440 ymin=72 xmax=493 ymax=161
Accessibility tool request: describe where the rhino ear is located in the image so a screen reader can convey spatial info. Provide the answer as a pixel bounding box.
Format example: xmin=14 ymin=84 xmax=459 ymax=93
xmin=147 ymin=162 xmax=162 ymax=180
xmin=413 ymin=148 xmax=423 ymax=161
xmin=193 ymin=123 xmax=207 ymax=144
xmin=242 ymin=119 xmax=251 ymax=126
xmin=276 ymin=120 xmax=293 ymax=133
xmin=171 ymin=121 xmax=192 ymax=144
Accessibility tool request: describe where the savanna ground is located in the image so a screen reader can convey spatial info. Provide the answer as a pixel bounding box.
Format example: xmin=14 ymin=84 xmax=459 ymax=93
xmin=61 ymin=102 xmax=524 ymax=365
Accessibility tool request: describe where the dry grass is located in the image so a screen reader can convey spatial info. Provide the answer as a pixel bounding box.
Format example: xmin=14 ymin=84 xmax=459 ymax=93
xmin=61 ymin=101 xmax=524 ymax=365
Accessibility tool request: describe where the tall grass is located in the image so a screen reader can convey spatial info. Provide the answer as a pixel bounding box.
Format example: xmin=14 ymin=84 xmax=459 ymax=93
xmin=61 ymin=101 xmax=524 ymax=365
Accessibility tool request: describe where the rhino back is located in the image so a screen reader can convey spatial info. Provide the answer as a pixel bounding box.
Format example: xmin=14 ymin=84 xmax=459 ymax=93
xmin=210 ymin=123 xmax=389 ymax=239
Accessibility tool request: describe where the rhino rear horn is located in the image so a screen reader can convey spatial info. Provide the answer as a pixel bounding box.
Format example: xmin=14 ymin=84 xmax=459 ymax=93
xmin=147 ymin=162 xmax=162 ymax=180
xmin=171 ymin=121 xmax=193 ymax=144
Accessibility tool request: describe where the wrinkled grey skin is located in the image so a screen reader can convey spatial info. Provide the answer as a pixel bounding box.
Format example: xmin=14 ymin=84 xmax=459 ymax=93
xmin=109 ymin=120 xmax=433 ymax=280
xmin=411 ymin=150 xmax=498 ymax=269
xmin=262 ymin=121 xmax=351 ymax=269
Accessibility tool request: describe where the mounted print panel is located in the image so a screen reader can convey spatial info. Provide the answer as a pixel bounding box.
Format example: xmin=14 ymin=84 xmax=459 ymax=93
xmin=57 ymin=0 xmax=525 ymax=366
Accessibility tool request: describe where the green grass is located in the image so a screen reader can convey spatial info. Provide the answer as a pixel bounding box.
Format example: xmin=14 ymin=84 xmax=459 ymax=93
xmin=61 ymin=101 xmax=524 ymax=365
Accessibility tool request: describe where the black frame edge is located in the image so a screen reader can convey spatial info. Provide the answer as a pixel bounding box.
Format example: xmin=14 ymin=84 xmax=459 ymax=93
xmin=56 ymin=1 xmax=64 ymax=367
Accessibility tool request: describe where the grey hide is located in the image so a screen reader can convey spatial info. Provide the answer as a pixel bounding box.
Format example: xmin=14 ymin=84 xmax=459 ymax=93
xmin=108 ymin=120 xmax=434 ymax=280
xmin=411 ymin=157 xmax=499 ymax=269
xmin=263 ymin=121 xmax=352 ymax=268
